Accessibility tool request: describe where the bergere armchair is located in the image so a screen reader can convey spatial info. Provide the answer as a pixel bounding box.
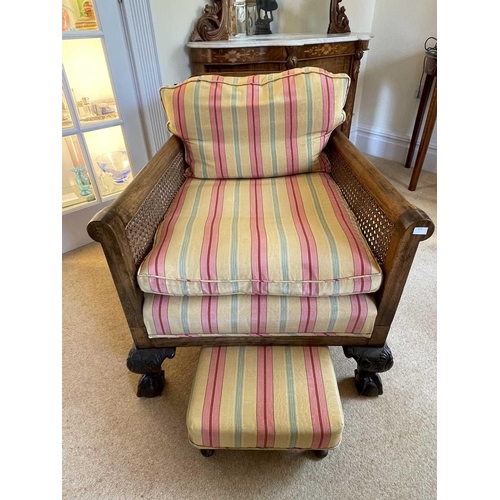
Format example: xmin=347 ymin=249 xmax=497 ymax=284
xmin=88 ymin=67 xmax=434 ymax=401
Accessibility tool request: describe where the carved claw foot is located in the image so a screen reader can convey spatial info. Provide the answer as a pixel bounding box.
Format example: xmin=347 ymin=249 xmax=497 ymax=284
xmin=343 ymin=344 xmax=393 ymax=397
xmin=137 ymin=371 xmax=165 ymax=398
xmin=314 ymin=450 xmax=329 ymax=458
xmin=127 ymin=346 xmax=176 ymax=398
xmin=354 ymin=369 xmax=383 ymax=397
xmin=200 ymin=449 xmax=215 ymax=457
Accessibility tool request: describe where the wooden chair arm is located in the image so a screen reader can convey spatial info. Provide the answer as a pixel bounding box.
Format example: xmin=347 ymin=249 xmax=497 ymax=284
xmin=87 ymin=136 xmax=188 ymax=348
xmin=325 ymin=129 xmax=435 ymax=345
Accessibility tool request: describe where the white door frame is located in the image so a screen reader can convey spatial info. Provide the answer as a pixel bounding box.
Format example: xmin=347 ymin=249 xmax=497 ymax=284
xmin=119 ymin=0 xmax=167 ymax=157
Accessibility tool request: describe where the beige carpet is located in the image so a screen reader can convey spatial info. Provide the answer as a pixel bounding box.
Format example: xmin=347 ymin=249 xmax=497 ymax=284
xmin=62 ymin=157 xmax=437 ymax=500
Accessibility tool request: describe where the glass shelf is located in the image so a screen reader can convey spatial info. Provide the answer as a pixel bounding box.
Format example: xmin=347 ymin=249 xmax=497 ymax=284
xmin=62 ymin=89 xmax=73 ymax=129
xmin=62 ymin=184 xmax=96 ymax=210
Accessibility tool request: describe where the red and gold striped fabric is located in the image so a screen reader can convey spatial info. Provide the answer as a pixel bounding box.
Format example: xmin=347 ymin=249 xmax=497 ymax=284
xmin=137 ymin=172 xmax=382 ymax=297
xmin=160 ymin=68 xmax=350 ymax=179
xmin=142 ymin=293 xmax=376 ymax=338
xmin=187 ymin=346 xmax=344 ymax=450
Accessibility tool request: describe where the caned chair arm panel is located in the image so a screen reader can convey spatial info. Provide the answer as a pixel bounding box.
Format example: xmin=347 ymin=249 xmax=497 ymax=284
xmin=89 ymin=136 xmax=188 ymax=258
xmin=326 ymin=130 xmax=435 ymax=343
xmin=326 ymin=129 xmax=434 ymax=254
xmin=88 ymin=135 xmax=188 ymax=263
xmin=87 ymin=136 xmax=188 ymax=348
xmin=328 ymin=130 xmax=436 ymax=227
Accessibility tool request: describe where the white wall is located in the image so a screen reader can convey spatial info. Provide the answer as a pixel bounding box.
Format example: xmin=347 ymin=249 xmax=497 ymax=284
xmin=355 ymin=0 xmax=437 ymax=172
xmin=150 ymin=0 xmax=206 ymax=85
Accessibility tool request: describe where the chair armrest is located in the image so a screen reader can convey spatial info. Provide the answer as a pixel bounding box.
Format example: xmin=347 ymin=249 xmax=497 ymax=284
xmin=325 ymin=129 xmax=435 ymax=344
xmin=87 ymin=135 xmax=187 ymax=348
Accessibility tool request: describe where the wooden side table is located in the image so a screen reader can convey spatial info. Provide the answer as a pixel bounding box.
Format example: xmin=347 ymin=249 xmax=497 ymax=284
xmin=405 ymin=52 xmax=437 ymax=191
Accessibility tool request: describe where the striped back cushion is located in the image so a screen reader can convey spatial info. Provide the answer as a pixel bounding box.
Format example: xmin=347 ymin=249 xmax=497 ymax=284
xmin=160 ymin=68 xmax=350 ymax=179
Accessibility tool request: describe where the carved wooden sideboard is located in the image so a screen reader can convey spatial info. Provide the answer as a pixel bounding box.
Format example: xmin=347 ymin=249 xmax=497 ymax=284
xmin=187 ymin=33 xmax=372 ymax=137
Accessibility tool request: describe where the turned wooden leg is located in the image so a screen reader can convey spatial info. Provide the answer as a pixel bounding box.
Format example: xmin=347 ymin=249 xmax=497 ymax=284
xmin=409 ymin=81 xmax=437 ymax=191
xmin=405 ymin=74 xmax=434 ymax=169
xmin=200 ymin=449 xmax=215 ymax=457
xmin=126 ymin=345 xmax=176 ymax=398
xmin=314 ymin=450 xmax=329 ymax=458
xmin=343 ymin=344 xmax=394 ymax=397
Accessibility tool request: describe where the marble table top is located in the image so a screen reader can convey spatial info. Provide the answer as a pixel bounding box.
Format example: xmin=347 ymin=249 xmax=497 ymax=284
xmin=187 ymin=33 xmax=373 ymax=49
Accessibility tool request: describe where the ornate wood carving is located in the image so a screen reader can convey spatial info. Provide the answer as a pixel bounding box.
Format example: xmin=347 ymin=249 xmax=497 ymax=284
xmin=328 ymin=0 xmax=350 ymax=34
xmin=127 ymin=345 xmax=176 ymax=374
xmin=352 ymin=41 xmax=364 ymax=82
xmin=285 ymin=46 xmax=298 ymax=69
xmin=190 ymin=0 xmax=230 ymax=42
xmin=343 ymin=344 xmax=394 ymax=372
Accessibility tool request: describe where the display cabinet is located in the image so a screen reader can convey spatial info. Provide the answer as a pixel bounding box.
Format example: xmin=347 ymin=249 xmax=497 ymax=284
xmin=61 ymin=0 xmax=148 ymax=220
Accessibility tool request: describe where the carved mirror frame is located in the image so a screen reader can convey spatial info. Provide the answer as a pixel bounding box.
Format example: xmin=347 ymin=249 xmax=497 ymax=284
xmin=190 ymin=0 xmax=350 ymax=42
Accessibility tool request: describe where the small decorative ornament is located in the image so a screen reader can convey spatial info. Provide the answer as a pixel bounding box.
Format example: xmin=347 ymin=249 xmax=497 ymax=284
xmin=328 ymin=0 xmax=351 ymax=34
xmin=96 ymin=151 xmax=131 ymax=184
xmin=71 ymin=166 xmax=93 ymax=196
xmin=62 ymin=3 xmax=77 ymax=31
xmin=229 ymin=1 xmax=245 ymax=36
xmin=62 ymin=7 xmax=70 ymax=31
xmin=254 ymin=0 xmax=278 ymax=35
xmin=75 ymin=0 xmax=98 ymax=31
xmin=190 ymin=0 xmax=230 ymax=42
xmin=246 ymin=0 xmax=258 ymax=35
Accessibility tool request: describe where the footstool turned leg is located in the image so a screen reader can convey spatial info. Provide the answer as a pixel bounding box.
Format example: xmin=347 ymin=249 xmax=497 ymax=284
xmin=314 ymin=450 xmax=329 ymax=459
xmin=343 ymin=344 xmax=394 ymax=397
xmin=200 ymin=449 xmax=215 ymax=457
xmin=126 ymin=345 xmax=176 ymax=398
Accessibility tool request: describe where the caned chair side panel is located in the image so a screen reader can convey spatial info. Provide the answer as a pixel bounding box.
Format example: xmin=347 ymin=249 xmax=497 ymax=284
xmin=125 ymin=149 xmax=186 ymax=267
xmin=325 ymin=130 xmax=434 ymax=344
xmin=327 ymin=147 xmax=395 ymax=267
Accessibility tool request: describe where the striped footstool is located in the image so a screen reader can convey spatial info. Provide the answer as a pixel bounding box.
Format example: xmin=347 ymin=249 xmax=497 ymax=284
xmin=186 ymin=346 xmax=344 ymax=458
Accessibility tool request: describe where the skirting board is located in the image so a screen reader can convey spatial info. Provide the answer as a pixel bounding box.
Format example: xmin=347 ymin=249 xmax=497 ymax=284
xmin=351 ymin=125 xmax=437 ymax=174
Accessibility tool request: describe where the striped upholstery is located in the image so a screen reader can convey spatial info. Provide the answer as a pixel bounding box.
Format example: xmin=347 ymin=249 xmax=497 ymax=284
xmin=137 ymin=172 xmax=382 ymax=297
xmin=143 ymin=293 xmax=376 ymax=338
xmin=187 ymin=346 xmax=344 ymax=450
xmin=160 ymin=68 xmax=350 ymax=179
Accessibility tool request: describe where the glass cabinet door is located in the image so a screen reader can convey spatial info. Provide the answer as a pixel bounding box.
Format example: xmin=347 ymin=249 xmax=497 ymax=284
xmin=62 ymin=0 xmax=145 ymax=214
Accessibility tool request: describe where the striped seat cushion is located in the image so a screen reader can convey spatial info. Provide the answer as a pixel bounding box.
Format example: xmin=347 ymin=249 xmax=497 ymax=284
xmin=143 ymin=293 xmax=376 ymax=338
xmin=137 ymin=172 xmax=382 ymax=297
xmin=187 ymin=346 xmax=344 ymax=450
xmin=160 ymin=67 xmax=350 ymax=179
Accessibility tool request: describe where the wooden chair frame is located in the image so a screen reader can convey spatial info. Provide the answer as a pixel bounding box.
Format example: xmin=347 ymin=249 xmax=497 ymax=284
xmin=88 ymin=129 xmax=434 ymax=397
